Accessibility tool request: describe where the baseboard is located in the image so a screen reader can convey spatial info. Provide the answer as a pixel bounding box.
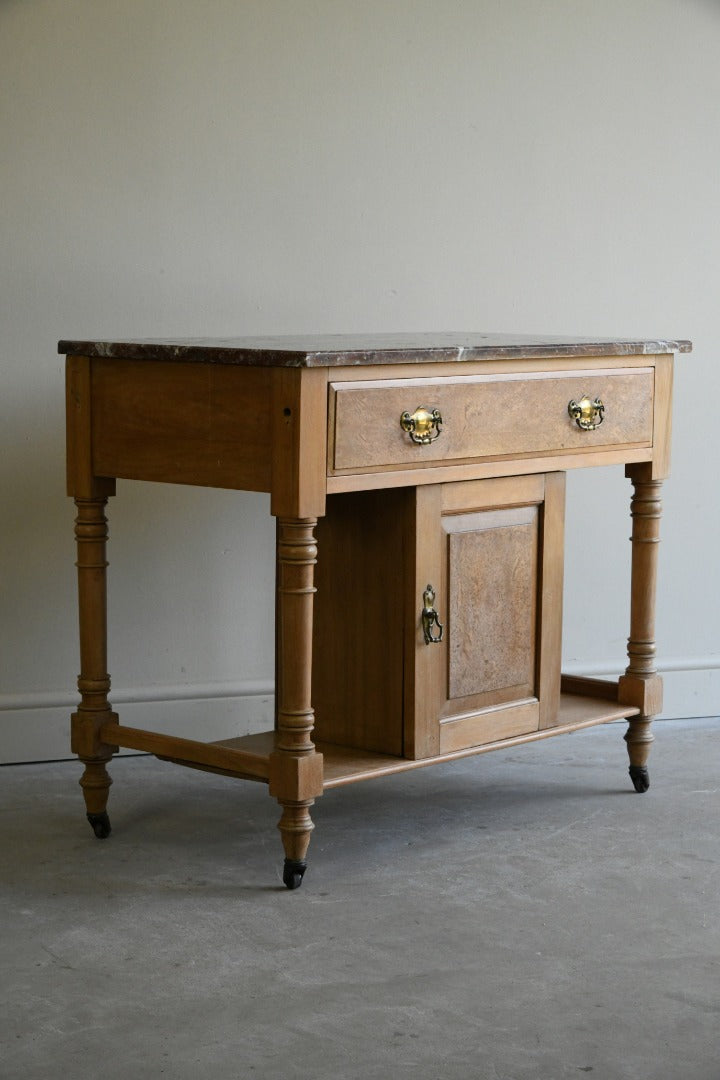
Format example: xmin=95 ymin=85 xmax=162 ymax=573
xmin=0 ymin=681 xmax=274 ymax=764
xmin=1 ymin=661 xmax=718 ymax=764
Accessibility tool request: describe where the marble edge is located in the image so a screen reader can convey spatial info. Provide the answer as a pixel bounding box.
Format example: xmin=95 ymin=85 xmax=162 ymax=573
xmin=57 ymin=337 xmax=692 ymax=367
xmin=57 ymin=340 xmax=309 ymax=367
xmin=305 ymin=340 xmax=693 ymax=367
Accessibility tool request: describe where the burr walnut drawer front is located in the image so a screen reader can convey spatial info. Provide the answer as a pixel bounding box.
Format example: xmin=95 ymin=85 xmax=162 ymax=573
xmin=328 ymin=368 xmax=655 ymax=472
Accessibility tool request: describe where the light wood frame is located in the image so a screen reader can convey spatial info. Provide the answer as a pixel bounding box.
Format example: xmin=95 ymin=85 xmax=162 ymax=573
xmin=63 ymin=342 xmax=682 ymax=887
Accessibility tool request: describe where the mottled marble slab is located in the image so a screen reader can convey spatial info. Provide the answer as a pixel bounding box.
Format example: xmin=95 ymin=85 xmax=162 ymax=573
xmin=58 ymin=332 xmax=692 ymax=368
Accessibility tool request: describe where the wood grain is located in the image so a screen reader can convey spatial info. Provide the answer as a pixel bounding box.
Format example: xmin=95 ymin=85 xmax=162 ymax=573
xmin=91 ymin=358 xmax=273 ymax=490
xmin=72 ymin=496 xmax=118 ymax=818
xmin=107 ymin=724 xmax=270 ymax=780
xmin=537 ymin=472 xmax=565 ymax=729
xmin=271 ymin=367 xmax=328 ymax=518
xmin=439 ymin=700 xmax=540 ymax=754
xmin=61 ymin=337 xmax=680 ymax=880
xmin=619 ymin=466 xmax=664 ymax=772
xmin=320 ymin=694 xmax=640 ymax=788
xmin=330 ymin=369 xmax=654 ymax=471
xmin=65 ymin=356 xmax=115 ymax=499
xmin=269 ymin=518 xmax=324 ymax=865
xmin=406 ymin=475 xmax=564 ymax=759
xmin=441 ymin=474 xmax=545 ymax=513
xmin=327 ymin=446 xmax=652 ymax=493
xmin=561 ymin=674 xmax=620 ymax=701
xmin=325 ymin=354 xmax=666 ymax=385
xmin=446 ymin=507 xmax=538 ymax=700
xmin=651 ymin=355 xmax=674 ymax=480
xmin=404 ymin=484 xmax=444 ymax=758
xmin=311 ymin=490 xmax=407 ymax=755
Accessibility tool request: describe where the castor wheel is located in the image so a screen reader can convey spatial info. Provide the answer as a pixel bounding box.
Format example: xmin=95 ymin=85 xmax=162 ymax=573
xmin=282 ymin=858 xmax=307 ymax=890
xmin=87 ymin=811 xmax=111 ymax=838
xmin=629 ymin=765 xmax=650 ymax=793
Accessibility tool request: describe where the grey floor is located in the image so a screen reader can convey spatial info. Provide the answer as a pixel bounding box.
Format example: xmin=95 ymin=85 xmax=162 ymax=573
xmin=2 ymin=718 xmax=720 ymax=1080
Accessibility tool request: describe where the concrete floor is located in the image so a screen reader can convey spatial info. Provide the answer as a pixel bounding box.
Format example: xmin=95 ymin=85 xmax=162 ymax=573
xmin=2 ymin=718 xmax=720 ymax=1080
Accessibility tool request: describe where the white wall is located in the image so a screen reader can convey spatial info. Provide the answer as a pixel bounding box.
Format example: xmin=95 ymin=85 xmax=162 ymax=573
xmin=1 ymin=0 xmax=718 ymax=761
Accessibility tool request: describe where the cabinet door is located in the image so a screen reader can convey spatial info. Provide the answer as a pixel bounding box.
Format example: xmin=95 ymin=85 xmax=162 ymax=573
xmin=405 ymin=474 xmax=565 ymax=758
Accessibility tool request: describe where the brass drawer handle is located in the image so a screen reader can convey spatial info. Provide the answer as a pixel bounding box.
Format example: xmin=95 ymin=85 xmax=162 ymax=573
xmin=400 ymin=406 xmax=443 ymax=445
xmin=421 ymin=584 xmax=444 ymax=645
xmin=568 ymin=395 xmax=605 ymax=431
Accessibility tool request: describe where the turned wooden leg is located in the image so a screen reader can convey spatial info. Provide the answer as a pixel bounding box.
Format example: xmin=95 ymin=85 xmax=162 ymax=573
xmin=618 ymin=467 xmax=663 ymax=793
xmin=269 ymin=518 xmax=324 ymax=889
xmin=71 ymin=497 xmax=119 ymax=836
xmin=277 ymin=802 xmax=316 ymax=889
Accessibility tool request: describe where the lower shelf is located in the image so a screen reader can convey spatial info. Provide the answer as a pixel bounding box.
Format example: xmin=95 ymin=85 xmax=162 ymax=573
xmin=212 ymin=693 xmax=640 ymax=791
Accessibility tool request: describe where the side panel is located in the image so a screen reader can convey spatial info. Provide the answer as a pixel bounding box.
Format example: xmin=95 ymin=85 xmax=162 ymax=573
xmin=91 ymin=358 xmax=273 ymax=491
xmin=311 ymin=490 xmax=407 ymax=755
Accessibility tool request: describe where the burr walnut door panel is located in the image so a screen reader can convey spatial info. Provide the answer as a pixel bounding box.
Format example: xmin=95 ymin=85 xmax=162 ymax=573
xmin=406 ymin=473 xmax=565 ymax=759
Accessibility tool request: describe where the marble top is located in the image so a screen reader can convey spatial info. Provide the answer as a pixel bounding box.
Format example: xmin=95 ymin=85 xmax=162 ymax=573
xmin=58 ymin=333 xmax=692 ymax=368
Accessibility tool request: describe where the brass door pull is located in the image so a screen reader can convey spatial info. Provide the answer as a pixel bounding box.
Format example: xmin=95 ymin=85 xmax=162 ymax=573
xmin=400 ymin=406 xmax=443 ymax=445
xmin=421 ymin=584 xmax=444 ymax=644
xmin=568 ymin=395 xmax=605 ymax=430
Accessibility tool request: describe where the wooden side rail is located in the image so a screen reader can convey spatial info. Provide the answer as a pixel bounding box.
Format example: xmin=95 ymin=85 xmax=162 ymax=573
xmin=101 ymin=724 xmax=271 ymax=782
xmin=560 ymin=674 xmax=620 ymax=702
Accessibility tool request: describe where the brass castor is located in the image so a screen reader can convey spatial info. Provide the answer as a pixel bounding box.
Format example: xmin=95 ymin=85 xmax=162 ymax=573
xmin=629 ymin=765 xmax=650 ymax=794
xmin=282 ymin=858 xmax=307 ymax=890
xmin=87 ymin=811 xmax=111 ymax=838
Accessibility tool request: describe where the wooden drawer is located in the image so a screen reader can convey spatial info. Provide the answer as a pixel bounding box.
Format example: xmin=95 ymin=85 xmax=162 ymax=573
xmin=329 ymin=368 xmax=654 ymax=472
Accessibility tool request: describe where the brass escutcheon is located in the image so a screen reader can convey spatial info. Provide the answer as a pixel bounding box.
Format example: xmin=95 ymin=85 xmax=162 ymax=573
xmin=568 ymin=394 xmax=605 ymax=431
xmin=400 ymin=406 xmax=443 ymax=445
xmin=421 ymin=584 xmax=444 ymax=645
